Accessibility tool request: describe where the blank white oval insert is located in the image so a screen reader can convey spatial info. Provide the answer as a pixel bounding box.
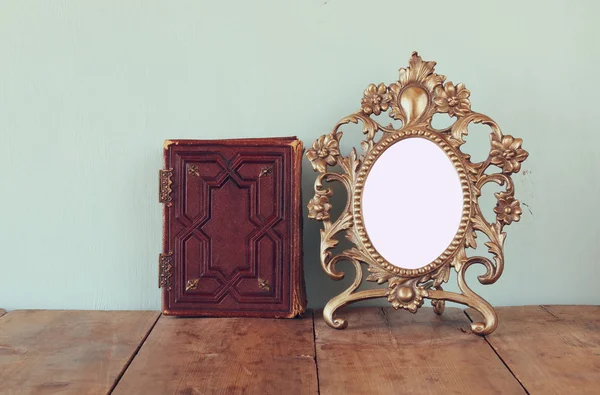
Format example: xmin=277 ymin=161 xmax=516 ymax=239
xmin=362 ymin=137 xmax=464 ymax=270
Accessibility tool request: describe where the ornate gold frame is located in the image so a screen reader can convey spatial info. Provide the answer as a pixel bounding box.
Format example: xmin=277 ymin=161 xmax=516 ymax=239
xmin=306 ymin=53 xmax=528 ymax=335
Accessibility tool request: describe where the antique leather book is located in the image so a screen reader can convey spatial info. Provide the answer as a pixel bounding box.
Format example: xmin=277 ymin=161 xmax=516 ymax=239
xmin=159 ymin=137 xmax=306 ymax=318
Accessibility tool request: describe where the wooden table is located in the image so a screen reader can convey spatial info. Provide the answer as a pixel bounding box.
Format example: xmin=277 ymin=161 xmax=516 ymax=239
xmin=0 ymin=306 xmax=598 ymax=394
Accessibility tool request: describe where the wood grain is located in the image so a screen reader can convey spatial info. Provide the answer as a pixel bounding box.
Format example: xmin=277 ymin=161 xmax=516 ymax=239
xmin=467 ymin=305 xmax=600 ymax=394
xmin=542 ymin=304 xmax=600 ymax=321
xmin=314 ymin=307 xmax=525 ymax=395
xmin=113 ymin=313 xmax=319 ymax=394
xmin=0 ymin=310 xmax=159 ymax=395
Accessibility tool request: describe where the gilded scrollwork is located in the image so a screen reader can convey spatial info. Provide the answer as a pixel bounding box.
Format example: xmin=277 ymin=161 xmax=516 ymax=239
xmin=433 ymin=82 xmax=471 ymax=117
xmin=361 ymin=83 xmax=392 ymax=116
xmin=159 ymin=169 xmax=173 ymax=206
xmin=387 ymin=278 xmax=426 ymax=312
xmin=305 ymin=132 xmax=342 ymax=173
xmin=494 ymin=194 xmax=523 ymax=225
xmin=490 ymin=134 xmax=528 ymax=174
xmin=306 ymin=52 xmax=529 ymax=335
xmin=307 ymin=190 xmax=333 ymax=221
xmin=159 ymin=252 xmax=173 ymax=291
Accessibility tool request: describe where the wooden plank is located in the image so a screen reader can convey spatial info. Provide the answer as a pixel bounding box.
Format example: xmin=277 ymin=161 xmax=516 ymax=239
xmin=0 ymin=309 xmax=6 ymax=319
xmin=315 ymin=307 xmax=524 ymax=394
xmin=467 ymin=305 xmax=600 ymax=394
xmin=0 ymin=310 xmax=159 ymax=394
xmin=542 ymin=304 xmax=600 ymax=321
xmin=113 ymin=312 xmax=319 ymax=394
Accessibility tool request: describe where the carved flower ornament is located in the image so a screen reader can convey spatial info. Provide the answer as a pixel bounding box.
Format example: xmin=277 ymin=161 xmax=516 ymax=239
xmin=490 ymin=135 xmax=528 ymax=174
xmin=387 ymin=279 xmax=425 ymax=312
xmin=361 ymin=83 xmax=392 ymax=116
xmin=494 ymin=194 xmax=522 ymax=225
xmin=433 ymin=82 xmax=471 ymax=117
xmin=307 ymin=191 xmax=332 ymax=221
xmin=306 ymin=133 xmax=341 ymax=173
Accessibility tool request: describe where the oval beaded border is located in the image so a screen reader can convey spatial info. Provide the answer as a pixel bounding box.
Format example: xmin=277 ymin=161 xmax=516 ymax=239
xmin=352 ymin=129 xmax=472 ymax=278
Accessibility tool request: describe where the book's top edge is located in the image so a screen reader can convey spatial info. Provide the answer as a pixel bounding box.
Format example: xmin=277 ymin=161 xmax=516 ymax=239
xmin=164 ymin=136 xmax=299 ymax=150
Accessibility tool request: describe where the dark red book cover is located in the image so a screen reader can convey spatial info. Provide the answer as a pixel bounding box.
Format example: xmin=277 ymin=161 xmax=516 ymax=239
xmin=159 ymin=137 xmax=306 ymax=317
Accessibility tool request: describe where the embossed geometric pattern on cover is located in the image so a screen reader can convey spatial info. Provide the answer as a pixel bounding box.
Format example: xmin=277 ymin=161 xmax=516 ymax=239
xmin=160 ymin=137 xmax=305 ymax=317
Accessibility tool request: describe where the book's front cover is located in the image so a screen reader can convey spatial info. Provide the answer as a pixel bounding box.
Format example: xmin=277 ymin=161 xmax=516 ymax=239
xmin=159 ymin=137 xmax=306 ymax=317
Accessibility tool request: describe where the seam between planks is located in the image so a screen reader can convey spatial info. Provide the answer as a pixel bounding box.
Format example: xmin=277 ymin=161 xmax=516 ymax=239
xmin=463 ymin=310 xmax=530 ymax=395
xmin=108 ymin=313 xmax=162 ymax=394
xmin=311 ymin=310 xmax=321 ymax=395
xmin=539 ymin=305 xmax=560 ymax=319
xmin=380 ymin=306 xmax=390 ymax=326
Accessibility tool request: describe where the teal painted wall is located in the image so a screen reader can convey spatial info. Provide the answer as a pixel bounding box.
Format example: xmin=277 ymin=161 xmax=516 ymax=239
xmin=1 ymin=0 xmax=598 ymax=310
